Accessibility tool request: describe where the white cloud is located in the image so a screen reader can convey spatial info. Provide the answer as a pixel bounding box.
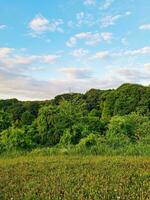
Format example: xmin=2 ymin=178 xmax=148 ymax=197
xmin=124 ymin=47 xmax=150 ymax=56
xmin=139 ymin=24 xmax=150 ymax=30
xmin=41 ymin=55 xmax=59 ymax=64
xmin=91 ymin=46 xmax=150 ymax=60
xmin=0 ymin=25 xmax=7 ymax=30
xmin=76 ymin=12 xmax=94 ymax=27
xmin=100 ymin=12 xmax=131 ymax=27
xmin=66 ymin=32 xmax=112 ymax=47
xmin=125 ymin=11 xmax=131 ymax=16
xmin=100 ymin=0 xmax=114 ymax=10
xmin=71 ymin=48 xmax=89 ymax=57
xmin=1 ymin=54 xmax=59 ymax=68
xmin=0 ymin=47 xmax=59 ymax=72
xmin=83 ymin=0 xmax=95 ymax=6
xmin=114 ymin=67 xmax=150 ymax=82
xmin=29 ymin=15 xmax=49 ymax=33
xmin=0 ymin=63 xmax=149 ymax=100
xmin=60 ymin=67 xmax=92 ymax=79
xmin=3 ymin=55 xmax=37 ymax=67
xmin=91 ymin=51 xmax=110 ymax=59
xmin=67 ymin=12 xmax=95 ymax=29
xmin=28 ymin=15 xmax=64 ymax=36
xmin=0 ymin=48 xmax=13 ymax=58
xmin=112 ymin=46 xmax=150 ymax=57
xmin=144 ymin=63 xmax=150 ymax=71
xmin=101 ymin=15 xmax=122 ymax=27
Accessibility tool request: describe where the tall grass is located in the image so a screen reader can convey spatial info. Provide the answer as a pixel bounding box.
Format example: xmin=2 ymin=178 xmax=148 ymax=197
xmin=0 ymin=156 xmax=150 ymax=200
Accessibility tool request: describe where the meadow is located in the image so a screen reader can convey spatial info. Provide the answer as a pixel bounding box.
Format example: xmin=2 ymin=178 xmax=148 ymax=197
xmin=0 ymin=155 xmax=150 ymax=200
xmin=0 ymin=84 xmax=150 ymax=199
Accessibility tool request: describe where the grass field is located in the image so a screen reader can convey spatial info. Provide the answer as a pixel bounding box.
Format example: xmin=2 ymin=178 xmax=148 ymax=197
xmin=0 ymin=156 xmax=150 ymax=200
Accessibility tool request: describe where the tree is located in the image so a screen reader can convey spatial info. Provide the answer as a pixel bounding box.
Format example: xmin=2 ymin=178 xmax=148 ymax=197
xmin=107 ymin=115 xmax=135 ymax=141
xmin=113 ymin=83 xmax=144 ymax=115
xmin=21 ymin=111 xmax=34 ymax=125
xmin=85 ymin=89 xmax=104 ymax=112
xmin=0 ymin=111 xmax=12 ymax=133
xmin=101 ymin=90 xmax=116 ymax=120
xmin=107 ymin=113 xmax=150 ymax=142
xmin=1 ymin=127 xmax=33 ymax=150
xmin=37 ymin=105 xmax=60 ymax=145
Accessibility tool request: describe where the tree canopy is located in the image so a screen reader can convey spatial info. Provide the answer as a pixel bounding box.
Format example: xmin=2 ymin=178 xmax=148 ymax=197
xmin=0 ymin=83 xmax=149 ymax=153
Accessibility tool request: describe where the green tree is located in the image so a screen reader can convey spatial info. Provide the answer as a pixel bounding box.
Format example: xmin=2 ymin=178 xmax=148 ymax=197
xmin=37 ymin=105 xmax=60 ymax=145
xmin=0 ymin=111 xmax=12 ymax=132
xmin=21 ymin=111 xmax=34 ymax=125
xmin=1 ymin=127 xmax=33 ymax=150
xmin=107 ymin=113 xmax=150 ymax=142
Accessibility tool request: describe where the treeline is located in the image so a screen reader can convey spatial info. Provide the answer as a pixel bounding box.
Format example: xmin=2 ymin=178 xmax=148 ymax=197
xmin=0 ymin=83 xmax=150 ymax=154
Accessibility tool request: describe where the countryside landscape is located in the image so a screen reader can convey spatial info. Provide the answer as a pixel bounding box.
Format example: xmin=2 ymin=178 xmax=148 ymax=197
xmin=0 ymin=0 xmax=150 ymax=199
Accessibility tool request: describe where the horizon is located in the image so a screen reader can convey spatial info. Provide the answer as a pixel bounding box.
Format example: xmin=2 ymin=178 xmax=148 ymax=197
xmin=0 ymin=82 xmax=149 ymax=101
xmin=0 ymin=0 xmax=150 ymax=100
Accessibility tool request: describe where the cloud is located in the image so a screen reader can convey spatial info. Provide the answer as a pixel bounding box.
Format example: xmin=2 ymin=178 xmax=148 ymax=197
xmin=67 ymin=12 xmax=95 ymax=29
xmin=0 ymin=63 xmax=149 ymax=100
xmin=125 ymin=11 xmax=131 ymax=16
xmin=100 ymin=0 xmax=114 ymax=10
xmin=28 ymin=14 xmax=64 ymax=36
xmin=71 ymin=48 xmax=89 ymax=57
xmin=41 ymin=55 xmax=59 ymax=64
xmin=76 ymin=12 xmax=94 ymax=27
xmin=139 ymin=24 xmax=150 ymax=30
xmin=66 ymin=32 xmax=112 ymax=47
xmin=92 ymin=46 xmax=150 ymax=59
xmin=2 ymin=55 xmax=37 ymax=68
xmin=0 ymin=68 xmax=55 ymax=100
xmin=0 ymin=48 xmax=14 ymax=58
xmin=0 ymin=47 xmax=59 ymax=73
xmin=100 ymin=15 xmax=121 ymax=27
xmin=60 ymin=67 xmax=92 ymax=79
xmin=0 ymin=25 xmax=7 ymax=30
xmin=0 ymin=67 xmax=94 ymax=99
xmin=114 ymin=67 xmax=150 ymax=82
xmin=100 ymin=12 xmax=131 ymax=27
xmin=124 ymin=47 xmax=150 ymax=56
xmin=91 ymin=51 xmax=110 ymax=59
xmin=144 ymin=63 xmax=150 ymax=71
xmin=2 ymin=54 xmax=59 ymax=68
xmin=83 ymin=0 xmax=95 ymax=6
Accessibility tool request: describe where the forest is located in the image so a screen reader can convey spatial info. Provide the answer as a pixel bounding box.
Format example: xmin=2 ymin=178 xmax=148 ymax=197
xmin=0 ymin=83 xmax=150 ymax=155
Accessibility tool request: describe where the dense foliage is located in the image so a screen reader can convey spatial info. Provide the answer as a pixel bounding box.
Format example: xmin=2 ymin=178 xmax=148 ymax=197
xmin=0 ymin=83 xmax=150 ymax=154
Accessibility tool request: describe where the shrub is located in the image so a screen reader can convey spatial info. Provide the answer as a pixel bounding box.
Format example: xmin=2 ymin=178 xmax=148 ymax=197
xmin=59 ymin=129 xmax=72 ymax=146
xmin=107 ymin=115 xmax=135 ymax=140
xmin=105 ymin=132 xmax=130 ymax=149
xmin=78 ymin=133 xmax=97 ymax=148
xmin=0 ymin=127 xmax=33 ymax=151
xmin=107 ymin=113 xmax=150 ymax=142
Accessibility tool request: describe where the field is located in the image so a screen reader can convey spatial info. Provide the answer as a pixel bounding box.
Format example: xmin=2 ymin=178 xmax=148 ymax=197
xmin=0 ymin=156 xmax=150 ymax=200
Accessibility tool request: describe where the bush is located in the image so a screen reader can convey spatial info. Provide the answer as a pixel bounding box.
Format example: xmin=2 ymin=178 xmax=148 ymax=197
xmin=0 ymin=127 xmax=34 ymax=151
xmin=105 ymin=132 xmax=130 ymax=149
xmin=59 ymin=129 xmax=72 ymax=146
xmin=78 ymin=133 xmax=97 ymax=149
xmin=107 ymin=113 xmax=150 ymax=142
xmin=107 ymin=115 xmax=135 ymax=140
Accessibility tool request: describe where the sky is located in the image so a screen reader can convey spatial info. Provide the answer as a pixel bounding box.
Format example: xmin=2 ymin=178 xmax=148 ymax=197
xmin=0 ymin=0 xmax=150 ymax=100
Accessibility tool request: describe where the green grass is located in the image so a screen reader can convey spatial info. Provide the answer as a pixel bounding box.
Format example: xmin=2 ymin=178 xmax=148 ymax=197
xmin=0 ymin=156 xmax=150 ymax=200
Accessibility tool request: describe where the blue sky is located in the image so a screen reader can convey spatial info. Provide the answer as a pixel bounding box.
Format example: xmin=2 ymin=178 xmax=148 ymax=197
xmin=0 ymin=0 xmax=150 ymax=100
